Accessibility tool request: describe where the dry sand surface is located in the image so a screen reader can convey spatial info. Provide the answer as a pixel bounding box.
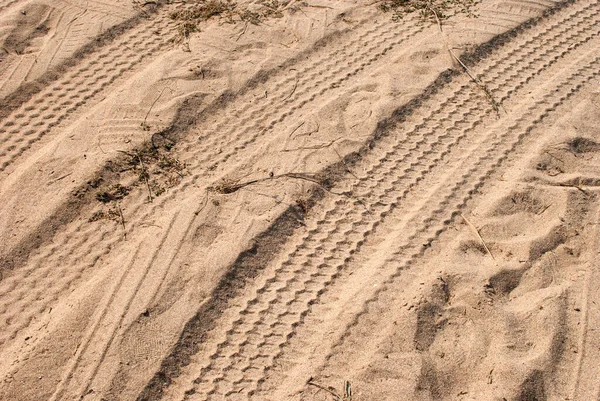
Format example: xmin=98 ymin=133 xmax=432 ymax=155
xmin=1 ymin=0 xmax=600 ymax=400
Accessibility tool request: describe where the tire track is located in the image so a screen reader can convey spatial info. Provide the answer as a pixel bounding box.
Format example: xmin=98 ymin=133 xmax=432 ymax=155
xmin=313 ymin=52 xmax=600 ymax=391
xmin=0 ymin=0 xmax=591 ymax=396
xmin=5 ymin=0 xmax=592 ymax=350
xmin=570 ymin=198 xmax=600 ymax=399
xmin=0 ymin=8 xmax=176 ymax=173
xmin=0 ymin=10 xmax=423 ymax=398
xmin=0 ymin=13 xmax=424 ymax=348
xmin=0 ymin=0 xmax=585 ymax=354
xmin=49 ymin=202 xmax=197 ymax=401
xmin=49 ymin=15 xmax=428 ymax=401
xmin=0 ymin=3 xmax=179 ymax=347
xmin=41 ymin=0 xmax=134 ymax=70
xmin=260 ymin=48 xmax=600 ymax=401
xmin=164 ymin=4 xmax=600 ymax=399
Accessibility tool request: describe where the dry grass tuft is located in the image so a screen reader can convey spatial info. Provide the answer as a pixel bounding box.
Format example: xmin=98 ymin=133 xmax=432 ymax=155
xmin=96 ymin=184 xmax=131 ymax=203
xmin=378 ymin=0 xmax=476 ymax=22
xmin=171 ymin=0 xmax=236 ymax=37
xmin=90 ymin=141 xmax=187 ymax=223
xmin=88 ymin=206 xmax=123 ymax=223
xmin=567 ymin=137 xmax=600 ymax=154
xmin=121 ymin=142 xmax=188 ymax=200
xmin=170 ymin=0 xmax=290 ymax=39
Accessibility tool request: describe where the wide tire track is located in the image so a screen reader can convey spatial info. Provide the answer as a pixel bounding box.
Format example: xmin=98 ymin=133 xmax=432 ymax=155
xmin=0 ymin=11 xmax=427 ymax=401
xmin=0 ymin=13 xmax=424 ymax=350
xmin=5 ymin=0 xmax=595 ymax=352
xmin=315 ymin=51 xmax=600 ymax=392
xmin=166 ymin=2 xmax=600 ymax=399
xmin=0 ymin=8 xmax=176 ymax=173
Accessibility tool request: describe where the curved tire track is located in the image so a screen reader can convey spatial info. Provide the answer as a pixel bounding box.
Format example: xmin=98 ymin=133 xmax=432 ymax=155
xmin=159 ymin=2 xmax=600 ymax=399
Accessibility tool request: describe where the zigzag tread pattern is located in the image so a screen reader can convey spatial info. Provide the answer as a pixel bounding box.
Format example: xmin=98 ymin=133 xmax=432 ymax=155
xmin=158 ymin=2 xmax=600 ymax=399
xmin=0 ymin=13 xmax=426 ymax=350
xmin=0 ymin=8 xmax=176 ymax=173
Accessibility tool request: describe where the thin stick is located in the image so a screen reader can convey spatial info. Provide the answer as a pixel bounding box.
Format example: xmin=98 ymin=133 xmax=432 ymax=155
xmin=461 ymin=213 xmax=495 ymax=261
xmin=333 ymin=147 xmax=359 ymax=180
xmin=559 ymin=183 xmax=590 ymax=197
xmin=294 ymin=122 xmax=320 ymax=138
xmin=307 ymin=380 xmax=343 ymax=401
xmin=143 ymin=86 xmax=171 ymax=127
xmin=544 ymin=150 xmax=564 ymax=163
xmin=211 ymin=172 xmax=369 ymax=212
xmin=283 ymin=137 xmax=341 ymax=152
xmin=194 ymin=189 xmax=211 ymax=215
xmin=136 ymin=151 xmax=153 ymax=202
xmin=236 ymin=21 xmax=248 ymax=41
xmin=288 ymin=121 xmax=305 ymax=138
xmin=427 ymin=3 xmax=501 ymax=114
xmin=447 ymin=47 xmax=501 ymax=113
xmin=284 ymin=77 xmax=299 ymax=100
xmin=117 ymin=203 xmax=126 ymax=239
xmin=537 ymin=204 xmax=551 ymax=215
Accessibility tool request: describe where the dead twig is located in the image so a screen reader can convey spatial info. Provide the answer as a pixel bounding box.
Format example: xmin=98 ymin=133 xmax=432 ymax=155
xmin=136 ymin=151 xmax=153 ymax=202
xmin=284 ymin=77 xmax=299 ymax=101
xmin=537 ymin=204 xmax=551 ymax=215
xmin=427 ymin=3 xmax=502 ymax=114
xmin=461 ymin=213 xmax=495 ymax=261
xmin=194 ymin=189 xmax=211 ymax=216
xmin=143 ymin=86 xmax=172 ymax=129
xmin=283 ymin=137 xmax=341 ymax=152
xmin=211 ymin=171 xmax=370 ymax=215
xmin=288 ymin=121 xmax=306 ymax=138
xmin=117 ymin=203 xmax=126 ymax=239
xmin=544 ymin=150 xmax=564 ymax=164
xmin=333 ymin=147 xmax=359 ymax=180
xmin=236 ymin=21 xmax=248 ymax=41
xmin=559 ymin=183 xmax=590 ymax=197
xmin=307 ymin=379 xmax=343 ymax=401
xmin=211 ymin=172 xmax=339 ymax=196
xmin=294 ymin=122 xmax=320 ymax=138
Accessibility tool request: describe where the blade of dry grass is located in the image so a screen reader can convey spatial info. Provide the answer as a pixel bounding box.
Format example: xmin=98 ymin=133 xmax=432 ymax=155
xmin=461 ymin=213 xmax=495 ymax=261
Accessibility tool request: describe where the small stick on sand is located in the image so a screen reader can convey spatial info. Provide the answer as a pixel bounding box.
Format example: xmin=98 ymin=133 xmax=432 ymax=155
xmin=143 ymin=86 xmax=172 ymax=128
xmin=559 ymin=183 xmax=590 ymax=197
xmin=427 ymin=3 xmax=502 ymax=114
xmin=282 ymin=137 xmax=341 ymax=152
xmin=136 ymin=151 xmax=153 ymax=202
xmin=236 ymin=21 xmax=248 ymax=41
xmin=307 ymin=379 xmax=343 ymax=401
xmin=284 ymin=77 xmax=299 ymax=100
xmin=461 ymin=213 xmax=495 ymax=261
xmin=333 ymin=146 xmax=359 ymax=180
xmin=288 ymin=121 xmax=305 ymax=138
xmin=117 ymin=203 xmax=126 ymax=239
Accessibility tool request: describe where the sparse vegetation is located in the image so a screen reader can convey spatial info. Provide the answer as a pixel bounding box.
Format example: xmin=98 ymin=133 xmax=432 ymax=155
xmin=121 ymin=141 xmax=188 ymax=200
xmin=170 ymin=0 xmax=290 ymax=39
xmin=209 ymin=172 xmax=325 ymax=195
xmin=96 ymin=184 xmax=131 ymax=203
xmin=89 ymin=140 xmax=187 ymax=222
xmin=88 ymin=206 xmax=123 ymax=223
xmin=567 ymin=137 xmax=600 ymax=154
xmin=378 ymin=0 xmax=476 ymax=22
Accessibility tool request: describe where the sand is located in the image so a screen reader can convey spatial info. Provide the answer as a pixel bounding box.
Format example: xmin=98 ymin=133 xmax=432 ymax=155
xmin=0 ymin=0 xmax=599 ymax=400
